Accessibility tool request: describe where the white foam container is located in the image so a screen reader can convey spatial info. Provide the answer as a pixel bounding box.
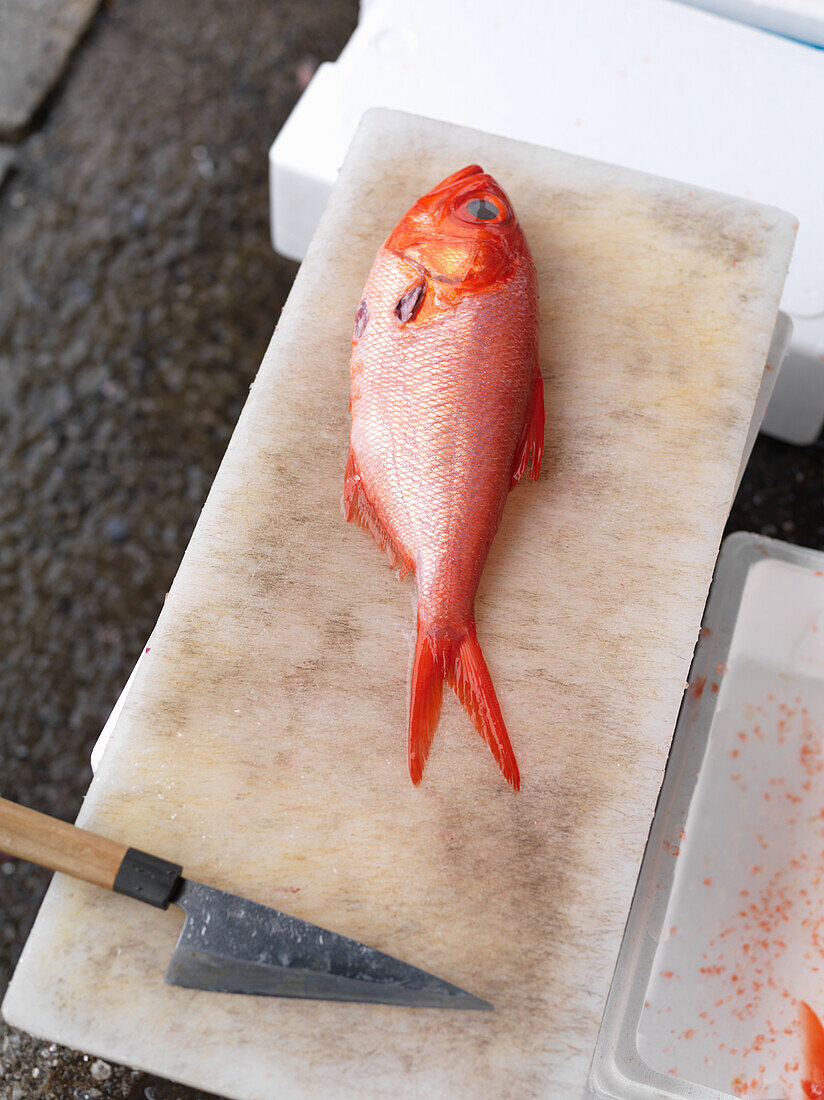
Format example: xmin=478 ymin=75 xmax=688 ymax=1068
xmin=269 ymin=0 xmax=824 ymax=443
xmin=589 ymin=532 xmax=824 ymax=1100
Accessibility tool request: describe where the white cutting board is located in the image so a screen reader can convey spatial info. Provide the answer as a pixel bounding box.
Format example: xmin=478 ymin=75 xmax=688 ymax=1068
xmin=2 ymin=110 xmax=795 ymax=1099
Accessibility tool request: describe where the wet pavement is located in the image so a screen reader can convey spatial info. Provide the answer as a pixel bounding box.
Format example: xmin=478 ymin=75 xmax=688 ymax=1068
xmin=0 ymin=147 xmax=13 ymax=190
xmin=0 ymin=0 xmax=356 ymax=1096
xmin=0 ymin=0 xmax=822 ymax=1097
xmin=0 ymin=0 xmax=102 ymax=140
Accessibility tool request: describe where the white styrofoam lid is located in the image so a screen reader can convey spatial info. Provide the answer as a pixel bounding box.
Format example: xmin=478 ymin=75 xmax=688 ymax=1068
xmin=271 ymin=0 xmax=823 ymax=371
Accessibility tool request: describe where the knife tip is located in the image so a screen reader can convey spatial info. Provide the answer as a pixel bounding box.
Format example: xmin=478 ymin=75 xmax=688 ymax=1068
xmin=454 ymin=992 xmax=494 ymax=1012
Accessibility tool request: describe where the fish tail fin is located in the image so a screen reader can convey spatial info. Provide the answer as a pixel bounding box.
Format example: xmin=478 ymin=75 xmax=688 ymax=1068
xmin=452 ymin=624 xmax=520 ymax=790
xmin=409 ymin=618 xmax=520 ymax=790
xmin=408 ymin=617 xmax=445 ymax=785
xmin=511 ymin=369 xmax=545 ymax=487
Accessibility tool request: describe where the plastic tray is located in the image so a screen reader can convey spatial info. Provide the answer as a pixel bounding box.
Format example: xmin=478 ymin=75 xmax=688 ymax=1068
xmin=589 ymin=532 xmax=824 ymax=1100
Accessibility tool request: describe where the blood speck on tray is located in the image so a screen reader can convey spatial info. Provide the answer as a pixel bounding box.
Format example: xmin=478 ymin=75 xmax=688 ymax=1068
xmin=690 ymin=676 xmax=707 ymax=698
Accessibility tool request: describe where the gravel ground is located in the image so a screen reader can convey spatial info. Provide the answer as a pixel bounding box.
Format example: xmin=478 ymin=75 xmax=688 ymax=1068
xmin=0 ymin=0 xmax=356 ymax=1096
xmin=0 ymin=0 xmax=822 ymax=1097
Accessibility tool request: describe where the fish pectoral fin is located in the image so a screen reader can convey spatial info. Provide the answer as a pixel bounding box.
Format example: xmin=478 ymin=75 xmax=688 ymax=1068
xmin=344 ymin=446 xmax=414 ymax=576
xmin=394 ymin=278 xmax=427 ymax=324
xmin=510 ymin=368 xmax=545 ymax=488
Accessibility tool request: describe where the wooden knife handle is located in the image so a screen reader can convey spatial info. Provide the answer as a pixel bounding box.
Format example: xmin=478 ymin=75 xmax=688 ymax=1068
xmin=0 ymin=796 xmax=182 ymax=908
xmin=0 ymin=796 xmax=127 ymax=889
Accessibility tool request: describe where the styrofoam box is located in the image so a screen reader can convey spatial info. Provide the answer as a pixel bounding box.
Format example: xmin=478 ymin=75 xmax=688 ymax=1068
xmin=589 ymin=532 xmax=824 ymax=1100
xmin=679 ymin=0 xmax=824 ymax=47
xmin=270 ymin=0 xmax=824 ymax=442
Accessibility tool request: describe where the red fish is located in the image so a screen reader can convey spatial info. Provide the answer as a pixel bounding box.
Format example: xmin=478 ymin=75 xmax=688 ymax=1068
xmin=800 ymin=1001 xmax=824 ymax=1098
xmin=344 ymin=165 xmax=543 ymax=789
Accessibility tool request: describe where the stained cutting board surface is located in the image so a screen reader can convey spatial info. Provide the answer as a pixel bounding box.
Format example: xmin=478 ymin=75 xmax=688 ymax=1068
xmin=3 ymin=110 xmax=795 ymax=1098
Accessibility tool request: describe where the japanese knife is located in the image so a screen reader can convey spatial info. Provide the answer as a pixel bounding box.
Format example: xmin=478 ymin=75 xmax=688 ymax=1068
xmin=0 ymin=796 xmax=490 ymax=1010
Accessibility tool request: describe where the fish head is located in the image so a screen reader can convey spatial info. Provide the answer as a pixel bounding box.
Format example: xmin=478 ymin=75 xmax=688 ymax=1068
xmin=385 ymin=165 xmax=527 ymax=292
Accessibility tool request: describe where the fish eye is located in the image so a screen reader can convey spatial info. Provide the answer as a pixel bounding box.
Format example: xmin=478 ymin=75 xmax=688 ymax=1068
xmin=465 ymin=198 xmax=500 ymax=221
xmin=453 ymin=192 xmax=509 ymax=226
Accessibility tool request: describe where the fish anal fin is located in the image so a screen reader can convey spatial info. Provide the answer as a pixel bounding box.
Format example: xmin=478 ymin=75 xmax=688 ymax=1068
xmin=344 ymin=446 xmax=414 ymax=577
xmin=511 ymin=368 xmax=545 ymax=488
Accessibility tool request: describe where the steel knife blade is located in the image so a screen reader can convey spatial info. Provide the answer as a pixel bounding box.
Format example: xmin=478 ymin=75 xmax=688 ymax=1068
xmin=165 ymin=878 xmax=490 ymax=1009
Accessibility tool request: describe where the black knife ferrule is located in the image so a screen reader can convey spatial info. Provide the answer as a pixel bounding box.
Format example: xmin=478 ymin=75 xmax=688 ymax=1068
xmin=112 ymin=847 xmax=183 ymax=910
